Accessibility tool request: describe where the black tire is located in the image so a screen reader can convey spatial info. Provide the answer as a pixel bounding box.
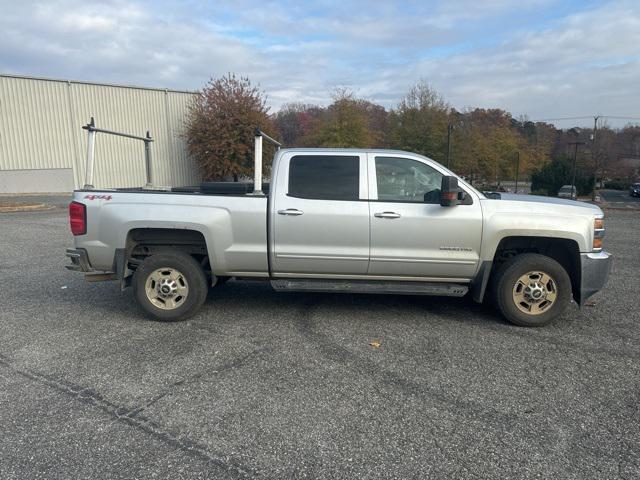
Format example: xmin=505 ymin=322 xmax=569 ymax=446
xmin=132 ymin=252 xmax=208 ymax=322
xmin=492 ymin=253 xmax=572 ymax=327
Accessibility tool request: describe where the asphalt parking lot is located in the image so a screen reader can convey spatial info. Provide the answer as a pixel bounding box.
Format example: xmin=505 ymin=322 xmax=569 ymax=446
xmin=599 ymin=189 xmax=640 ymax=209
xmin=1 ymin=205 xmax=639 ymax=479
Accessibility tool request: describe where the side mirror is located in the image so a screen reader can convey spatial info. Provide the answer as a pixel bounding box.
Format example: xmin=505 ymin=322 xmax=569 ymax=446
xmin=440 ymin=176 xmax=460 ymax=207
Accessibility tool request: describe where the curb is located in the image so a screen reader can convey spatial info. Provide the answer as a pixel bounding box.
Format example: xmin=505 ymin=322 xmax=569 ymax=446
xmin=597 ymin=199 xmax=640 ymax=211
xmin=0 ymin=203 xmax=57 ymax=213
xmin=601 ymin=205 xmax=640 ymax=211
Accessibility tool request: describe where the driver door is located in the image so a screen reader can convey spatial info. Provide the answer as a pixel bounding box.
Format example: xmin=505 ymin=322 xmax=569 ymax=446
xmin=367 ymin=154 xmax=482 ymax=280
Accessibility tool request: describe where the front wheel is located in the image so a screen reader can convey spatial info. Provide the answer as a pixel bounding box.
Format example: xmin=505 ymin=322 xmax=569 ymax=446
xmin=492 ymin=253 xmax=572 ymax=327
xmin=132 ymin=252 xmax=208 ymax=321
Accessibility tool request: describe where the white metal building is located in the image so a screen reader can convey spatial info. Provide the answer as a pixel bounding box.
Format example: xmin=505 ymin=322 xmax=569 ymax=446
xmin=0 ymin=74 xmax=199 ymax=193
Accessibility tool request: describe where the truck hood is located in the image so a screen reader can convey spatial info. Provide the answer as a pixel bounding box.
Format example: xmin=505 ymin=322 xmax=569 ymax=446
xmin=493 ymin=193 xmax=602 ymax=213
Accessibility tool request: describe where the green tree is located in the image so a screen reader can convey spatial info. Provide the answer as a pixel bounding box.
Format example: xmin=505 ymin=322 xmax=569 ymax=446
xmin=353 ymin=99 xmax=389 ymax=147
xmin=531 ymin=155 xmax=593 ymax=196
xmin=452 ymin=109 xmax=546 ymax=185
xmin=184 ymin=74 xmax=277 ymax=181
xmin=309 ymin=89 xmax=373 ymax=147
xmin=388 ymin=80 xmax=449 ymax=163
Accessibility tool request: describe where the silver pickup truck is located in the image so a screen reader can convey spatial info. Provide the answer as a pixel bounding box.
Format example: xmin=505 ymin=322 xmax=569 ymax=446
xmin=66 ymin=139 xmax=611 ymax=327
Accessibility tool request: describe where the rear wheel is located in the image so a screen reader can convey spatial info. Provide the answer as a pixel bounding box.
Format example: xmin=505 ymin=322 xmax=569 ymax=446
xmin=492 ymin=253 xmax=571 ymax=327
xmin=132 ymin=252 xmax=208 ymax=321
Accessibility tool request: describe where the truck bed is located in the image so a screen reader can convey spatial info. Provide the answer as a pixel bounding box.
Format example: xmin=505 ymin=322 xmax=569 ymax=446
xmin=89 ymin=182 xmax=270 ymax=196
xmin=72 ymin=187 xmax=269 ymax=276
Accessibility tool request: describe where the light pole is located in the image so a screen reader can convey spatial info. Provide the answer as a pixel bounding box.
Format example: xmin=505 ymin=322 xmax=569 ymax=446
xmin=446 ymin=123 xmax=453 ymax=168
xmin=568 ymin=141 xmax=584 ymax=200
xmin=514 ymin=151 xmax=520 ymax=194
xmin=591 ymin=115 xmax=599 ymax=201
xmin=446 ymin=110 xmax=462 ymax=169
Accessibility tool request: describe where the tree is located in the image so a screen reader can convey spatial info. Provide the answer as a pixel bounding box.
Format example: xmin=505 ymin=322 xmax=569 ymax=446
xmin=276 ymin=92 xmax=388 ymax=148
xmin=388 ymin=80 xmax=449 ymax=163
xmin=353 ymin=99 xmax=389 ymax=147
xmin=306 ymin=88 xmax=373 ymax=147
xmin=273 ymin=102 xmax=325 ymax=146
xmin=184 ymin=74 xmax=277 ymax=181
xmin=450 ymin=109 xmax=519 ymax=183
xmin=531 ymin=155 xmax=593 ymax=196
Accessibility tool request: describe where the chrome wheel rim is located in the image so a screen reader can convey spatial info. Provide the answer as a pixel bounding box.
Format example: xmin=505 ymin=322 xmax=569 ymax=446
xmin=144 ymin=268 xmax=189 ymax=310
xmin=512 ymin=271 xmax=557 ymax=315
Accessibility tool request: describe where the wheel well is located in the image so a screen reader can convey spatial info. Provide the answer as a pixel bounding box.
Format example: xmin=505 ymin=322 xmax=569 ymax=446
xmin=491 ymin=236 xmax=580 ymax=300
xmin=125 ymin=228 xmax=212 ymax=281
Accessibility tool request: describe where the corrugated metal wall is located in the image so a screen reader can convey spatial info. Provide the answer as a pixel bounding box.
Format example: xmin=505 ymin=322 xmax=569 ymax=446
xmin=0 ymin=74 xmax=200 ymax=190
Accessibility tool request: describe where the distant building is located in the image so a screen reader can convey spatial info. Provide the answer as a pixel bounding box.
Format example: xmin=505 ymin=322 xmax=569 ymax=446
xmin=0 ymin=74 xmax=199 ymax=194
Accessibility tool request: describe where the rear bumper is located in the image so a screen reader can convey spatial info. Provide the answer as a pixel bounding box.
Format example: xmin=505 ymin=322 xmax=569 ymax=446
xmin=65 ymin=248 xmax=93 ymax=272
xmin=66 ymin=247 xmax=123 ymax=284
xmin=579 ymin=251 xmax=612 ymax=306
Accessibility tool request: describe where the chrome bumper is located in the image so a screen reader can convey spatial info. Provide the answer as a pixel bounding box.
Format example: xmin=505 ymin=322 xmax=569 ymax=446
xmin=65 ymin=248 xmax=93 ymax=272
xmin=579 ymin=251 xmax=612 ymax=306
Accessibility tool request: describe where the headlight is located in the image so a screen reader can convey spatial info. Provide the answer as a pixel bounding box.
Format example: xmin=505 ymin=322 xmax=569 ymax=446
xmin=593 ymin=217 xmax=604 ymax=250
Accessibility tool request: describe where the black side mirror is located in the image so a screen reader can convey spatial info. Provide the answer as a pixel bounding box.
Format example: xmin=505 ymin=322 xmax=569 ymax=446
xmin=440 ymin=176 xmax=460 ymax=207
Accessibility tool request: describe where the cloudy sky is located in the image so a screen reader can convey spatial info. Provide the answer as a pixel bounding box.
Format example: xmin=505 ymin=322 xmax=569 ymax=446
xmin=1 ymin=0 xmax=639 ymax=127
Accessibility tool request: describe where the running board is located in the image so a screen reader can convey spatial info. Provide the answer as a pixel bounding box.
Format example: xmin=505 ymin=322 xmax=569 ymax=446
xmin=270 ymin=279 xmax=468 ymax=297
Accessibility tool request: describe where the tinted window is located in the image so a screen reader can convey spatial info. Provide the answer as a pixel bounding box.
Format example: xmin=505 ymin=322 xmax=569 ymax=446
xmin=288 ymin=155 xmax=359 ymax=201
xmin=375 ymin=156 xmax=443 ymax=203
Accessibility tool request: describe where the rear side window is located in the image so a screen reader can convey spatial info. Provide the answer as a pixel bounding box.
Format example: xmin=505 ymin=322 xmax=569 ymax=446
xmin=288 ymin=155 xmax=359 ymax=201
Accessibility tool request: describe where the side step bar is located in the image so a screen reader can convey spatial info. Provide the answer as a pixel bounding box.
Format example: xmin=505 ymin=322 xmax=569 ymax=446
xmin=270 ymin=279 xmax=468 ymax=297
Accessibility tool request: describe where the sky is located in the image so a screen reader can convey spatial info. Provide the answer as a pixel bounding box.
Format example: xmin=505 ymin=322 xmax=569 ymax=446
xmin=1 ymin=0 xmax=639 ymax=128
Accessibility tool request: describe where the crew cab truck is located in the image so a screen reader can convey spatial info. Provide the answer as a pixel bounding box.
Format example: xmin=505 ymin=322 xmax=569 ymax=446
xmin=66 ymin=142 xmax=612 ymax=327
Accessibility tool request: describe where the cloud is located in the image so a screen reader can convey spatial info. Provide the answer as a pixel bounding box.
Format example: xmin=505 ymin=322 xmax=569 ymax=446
xmin=405 ymin=1 xmax=640 ymax=125
xmin=0 ymin=0 xmax=638 ymax=127
xmin=0 ymin=0 xmax=268 ymax=89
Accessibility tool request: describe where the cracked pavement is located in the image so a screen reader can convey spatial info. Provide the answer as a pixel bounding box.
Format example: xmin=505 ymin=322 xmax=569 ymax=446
xmin=0 ymin=207 xmax=639 ymax=479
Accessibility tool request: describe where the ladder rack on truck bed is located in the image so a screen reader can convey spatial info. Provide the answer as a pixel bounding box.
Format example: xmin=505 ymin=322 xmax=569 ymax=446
xmin=80 ymin=118 xmax=281 ymax=195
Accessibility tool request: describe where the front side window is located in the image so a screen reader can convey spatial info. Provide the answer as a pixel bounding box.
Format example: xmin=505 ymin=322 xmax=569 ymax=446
xmin=375 ymin=156 xmax=443 ymax=203
xmin=288 ymin=155 xmax=359 ymax=201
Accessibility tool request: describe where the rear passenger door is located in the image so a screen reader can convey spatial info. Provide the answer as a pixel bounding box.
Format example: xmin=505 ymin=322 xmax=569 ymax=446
xmin=271 ymin=152 xmax=370 ymax=276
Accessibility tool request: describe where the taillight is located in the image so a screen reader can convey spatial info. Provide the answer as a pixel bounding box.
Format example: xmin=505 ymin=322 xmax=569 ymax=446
xmin=69 ymin=201 xmax=87 ymax=236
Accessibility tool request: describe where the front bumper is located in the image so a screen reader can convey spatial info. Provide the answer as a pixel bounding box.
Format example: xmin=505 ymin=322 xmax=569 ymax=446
xmin=579 ymin=251 xmax=612 ymax=306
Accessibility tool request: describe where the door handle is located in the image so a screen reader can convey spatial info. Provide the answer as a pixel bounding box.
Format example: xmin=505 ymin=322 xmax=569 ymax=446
xmin=374 ymin=211 xmax=401 ymax=219
xmin=277 ymin=208 xmax=304 ymax=216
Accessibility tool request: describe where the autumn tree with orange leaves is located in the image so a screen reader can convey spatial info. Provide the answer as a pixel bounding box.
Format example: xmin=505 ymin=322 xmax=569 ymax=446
xmin=184 ymin=74 xmax=277 ymax=181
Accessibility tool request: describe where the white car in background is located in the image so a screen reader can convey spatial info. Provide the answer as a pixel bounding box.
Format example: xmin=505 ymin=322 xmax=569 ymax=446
xmin=558 ymin=185 xmax=577 ymax=200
